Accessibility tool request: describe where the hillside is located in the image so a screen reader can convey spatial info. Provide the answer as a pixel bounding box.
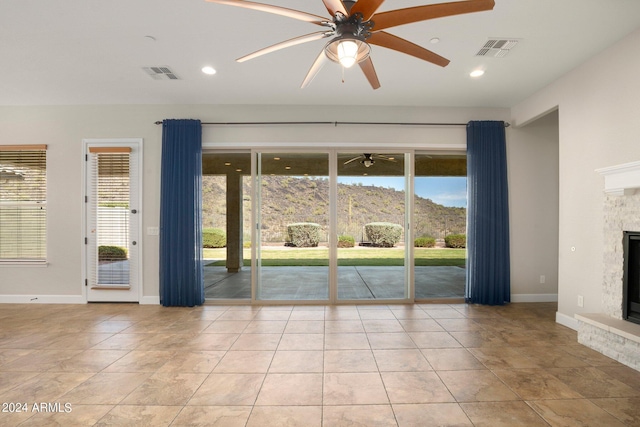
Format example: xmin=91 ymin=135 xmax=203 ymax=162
xmin=203 ymin=175 xmax=466 ymax=242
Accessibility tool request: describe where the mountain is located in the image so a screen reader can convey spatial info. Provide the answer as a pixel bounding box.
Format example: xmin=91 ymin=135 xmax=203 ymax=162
xmin=203 ymin=175 xmax=466 ymax=242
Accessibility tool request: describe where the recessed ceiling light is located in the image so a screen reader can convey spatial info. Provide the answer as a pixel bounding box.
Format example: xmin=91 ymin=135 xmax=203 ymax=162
xmin=470 ymin=69 xmax=485 ymax=77
xmin=202 ymin=66 xmax=217 ymax=75
xmin=285 ymin=166 xmax=291 ymax=170
xmin=235 ymin=168 xmax=242 ymax=172
xmin=224 ymin=162 xmax=231 ymax=166
xmin=430 ymin=37 xmax=440 ymax=44
xmin=274 ymin=157 xmax=281 ymax=160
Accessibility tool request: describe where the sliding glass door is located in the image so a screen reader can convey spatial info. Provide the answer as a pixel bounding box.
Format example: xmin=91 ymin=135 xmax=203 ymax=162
xmin=336 ymin=152 xmax=410 ymax=300
xmin=256 ymin=152 xmax=330 ymax=301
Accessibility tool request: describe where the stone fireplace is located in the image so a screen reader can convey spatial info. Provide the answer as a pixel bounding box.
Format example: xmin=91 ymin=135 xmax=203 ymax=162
xmin=575 ymin=161 xmax=640 ymax=371
xmin=623 ymin=231 xmax=640 ymax=324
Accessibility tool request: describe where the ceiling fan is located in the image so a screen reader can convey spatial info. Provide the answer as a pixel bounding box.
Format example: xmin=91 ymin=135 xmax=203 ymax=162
xmin=206 ymin=0 xmax=495 ymax=89
xmin=344 ymin=153 xmax=397 ymax=168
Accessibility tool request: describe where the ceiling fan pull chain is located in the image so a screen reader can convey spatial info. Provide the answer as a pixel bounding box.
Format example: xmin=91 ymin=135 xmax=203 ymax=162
xmin=341 ymin=66 xmax=346 ymax=83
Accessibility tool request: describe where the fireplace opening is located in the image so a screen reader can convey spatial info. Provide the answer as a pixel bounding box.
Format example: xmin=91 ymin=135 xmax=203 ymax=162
xmin=623 ymin=231 xmax=640 ymax=324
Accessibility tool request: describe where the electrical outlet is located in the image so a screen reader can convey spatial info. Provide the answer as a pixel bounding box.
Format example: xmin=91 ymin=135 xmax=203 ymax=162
xmin=578 ymin=295 xmax=584 ymax=307
xmin=147 ymin=227 xmax=159 ymax=236
xmin=540 ymin=275 xmax=546 ymax=284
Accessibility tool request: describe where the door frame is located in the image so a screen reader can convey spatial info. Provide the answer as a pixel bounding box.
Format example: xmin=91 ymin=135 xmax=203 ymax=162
xmin=81 ymin=138 xmax=143 ymax=303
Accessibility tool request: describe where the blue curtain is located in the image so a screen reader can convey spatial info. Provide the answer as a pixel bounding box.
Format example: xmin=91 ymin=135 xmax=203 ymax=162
xmin=466 ymin=121 xmax=510 ymax=305
xmin=159 ymin=119 xmax=204 ymax=306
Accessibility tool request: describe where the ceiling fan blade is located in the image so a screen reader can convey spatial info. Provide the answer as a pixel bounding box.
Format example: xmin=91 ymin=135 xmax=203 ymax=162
xmin=358 ymin=57 xmax=381 ymax=90
xmin=374 ymin=154 xmax=397 ymax=162
xmin=301 ymin=50 xmax=329 ymax=88
xmin=344 ymin=155 xmax=362 ymax=165
xmin=237 ymin=32 xmax=332 ymax=63
xmin=322 ymin=0 xmax=348 ymax=17
xmin=350 ymin=0 xmax=385 ymax=21
xmin=371 ymin=0 xmax=495 ymax=32
xmin=206 ymin=0 xmax=330 ymax=25
xmin=368 ymin=32 xmax=450 ymax=67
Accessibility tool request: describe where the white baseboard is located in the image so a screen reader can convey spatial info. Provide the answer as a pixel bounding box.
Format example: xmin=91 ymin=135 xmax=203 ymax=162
xmin=556 ymin=311 xmax=580 ymax=330
xmin=511 ymin=293 xmax=558 ymax=303
xmin=140 ymin=296 xmax=160 ymax=305
xmin=0 ymin=295 xmax=86 ymax=304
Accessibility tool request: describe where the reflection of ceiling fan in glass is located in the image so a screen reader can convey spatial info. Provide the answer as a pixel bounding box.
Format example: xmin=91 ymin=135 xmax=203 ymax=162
xmin=206 ymin=0 xmax=495 ymax=89
xmin=344 ymin=153 xmax=396 ymax=168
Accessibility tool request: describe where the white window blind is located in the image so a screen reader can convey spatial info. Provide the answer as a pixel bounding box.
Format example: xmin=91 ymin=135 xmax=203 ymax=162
xmin=0 ymin=145 xmax=47 ymax=263
xmin=88 ymin=147 xmax=133 ymax=286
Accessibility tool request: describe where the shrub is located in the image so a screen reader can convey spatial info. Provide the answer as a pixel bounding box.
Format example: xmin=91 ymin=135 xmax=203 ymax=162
xmin=364 ymin=222 xmax=402 ymax=247
xmin=445 ymin=234 xmax=466 ymax=248
xmin=287 ymin=222 xmax=321 ymax=247
xmin=414 ymin=236 xmax=436 ymax=248
xmin=98 ymin=245 xmax=127 ymax=261
xmin=203 ymin=228 xmax=227 ymax=248
xmin=337 ymin=235 xmax=355 ymax=248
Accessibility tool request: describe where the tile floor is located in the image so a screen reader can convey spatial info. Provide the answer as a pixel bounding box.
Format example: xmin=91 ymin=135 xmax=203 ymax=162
xmin=1 ymin=302 xmax=640 ymax=426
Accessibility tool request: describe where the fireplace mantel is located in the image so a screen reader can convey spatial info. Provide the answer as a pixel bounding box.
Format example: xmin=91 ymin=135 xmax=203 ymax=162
xmin=596 ymin=161 xmax=640 ymax=196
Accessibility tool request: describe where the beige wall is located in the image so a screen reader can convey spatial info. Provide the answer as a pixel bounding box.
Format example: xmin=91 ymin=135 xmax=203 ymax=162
xmin=512 ymin=28 xmax=640 ymax=327
xmin=0 ymin=102 xmax=557 ymax=303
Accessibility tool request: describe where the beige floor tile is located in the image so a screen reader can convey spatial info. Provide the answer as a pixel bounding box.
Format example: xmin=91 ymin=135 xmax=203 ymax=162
xmin=373 ymin=349 xmax=433 ymax=372
xmin=47 ymin=349 xmax=128 ymax=372
xmin=597 ymin=365 xmax=640 ymax=391
xmin=591 ymin=397 xmax=640 ymax=426
xmin=277 ymin=333 xmax=324 ymax=350
xmin=157 ymin=350 xmax=225 ymax=373
xmin=0 ymin=371 xmax=40 ymax=394
xmin=398 ymin=319 xmax=445 ymax=332
xmin=558 ymin=345 xmax=625 ymax=367
xmin=121 ymin=372 xmax=207 ymax=405
xmin=134 ymin=333 xmax=199 ymax=350
xmin=103 ymin=350 xmax=176 ymax=372
xmin=324 ymin=349 xmax=377 ymax=372
xmin=202 ymin=320 xmax=250 ymax=333
xmin=437 ymin=370 xmax=519 ymax=402
xmin=367 ymin=332 xmax=416 ymax=349
xmin=381 ymin=371 xmax=455 ymax=404
xmin=1 ymin=372 xmax=93 ymax=403
xmin=393 ymin=403 xmax=473 ymax=427
xmin=421 ymin=348 xmax=485 ymax=371
xmin=436 ymin=318 xmax=484 ymax=332
xmin=255 ymin=373 xmax=323 ymax=405
xmin=17 ymin=404 xmax=113 ymax=427
xmin=408 ymin=331 xmax=462 ymax=348
xmin=94 ymin=405 xmax=181 ymax=427
xmin=323 ymin=372 xmax=389 ymax=405
xmin=284 ymin=320 xmax=325 ymax=333
xmin=448 ymin=330 xmax=508 ymax=347
xmin=324 ymin=307 xmax=361 ymax=320
xmin=469 ymin=347 xmax=542 ymax=369
xmin=45 ymin=333 xmax=114 ymax=350
xmin=182 ymin=333 xmax=240 ymax=351
xmin=230 ymin=333 xmax=281 ymax=350
xmin=213 ymin=350 xmax=274 ymax=373
xmin=548 ymin=366 xmax=640 ymax=398
xmin=243 ymin=320 xmax=287 ymax=334
xmin=325 ymin=320 xmax=365 ymax=333
xmin=61 ymin=372 xmax=152 ymax=404
xmin=323 ymin=404 xmax=397 ymax=426
xmin=289 ymin=310 xmax=325 ymax=321
xmin=0 ymin=348 xmax=32 ymax=365
xmin=390 ymin=307 xmax=431 ymax=320
xmin=460 ymin=401 xmax=549 ymax=427
xmin=171 ymin=406 xmax=252 ymax=427
xmin=269 ymin=350 xmax=324 ymax=373
xmin=188 ymin=373 xmax=264 ymax=405
xmin=248 ymin=406 xmax=322 ymax=427
xmin=362 ymin=319 xmax=404 ymax=333
xmin=89 ymin=333 xmax=149 ymax=350
xmin=513 ymin=345 xmax=590 ymax=368
xmin=253 ymin=310 xmax=293 ymax=321
xmin=0 ymin=349 xmax=83 ymax=372
xmin=492 ymin=368 xmax=583 ymax=400
xmin=359 ymin=310 xmax=396 ymax=320
xmin=424 ymin=308 xmax=466 ymax=319
xmin=529 ymin=399 xmax=627 ymax=427
xmin=324 ymin=333 xmax=370 ymax=350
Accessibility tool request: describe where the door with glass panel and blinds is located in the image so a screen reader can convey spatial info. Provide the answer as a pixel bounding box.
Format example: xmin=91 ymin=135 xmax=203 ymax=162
xmin=84 ymin=140 xmax=141 ymax=302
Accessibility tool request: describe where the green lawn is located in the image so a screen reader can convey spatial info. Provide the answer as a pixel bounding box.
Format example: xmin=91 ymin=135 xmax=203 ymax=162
xmin=204 ymin=247 xmax=465 ymax=267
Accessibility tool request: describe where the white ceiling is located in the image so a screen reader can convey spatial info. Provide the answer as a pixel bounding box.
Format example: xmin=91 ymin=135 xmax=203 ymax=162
xmin=2 ymin=0 xmax=640 ymax=107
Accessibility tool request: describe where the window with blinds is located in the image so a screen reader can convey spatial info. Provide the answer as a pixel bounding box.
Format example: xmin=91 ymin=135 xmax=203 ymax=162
xmin=0 ymin=145 xmax=47 ymax=263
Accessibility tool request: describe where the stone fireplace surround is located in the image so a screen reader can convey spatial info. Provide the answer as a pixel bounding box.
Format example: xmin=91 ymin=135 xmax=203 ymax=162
xmin=576 ymin=161 xmax=640 ymax=371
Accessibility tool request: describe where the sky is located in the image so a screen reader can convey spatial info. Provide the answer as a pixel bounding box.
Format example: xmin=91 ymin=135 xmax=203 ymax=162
xmin=337 ymin=176 xmax=467 ymax=208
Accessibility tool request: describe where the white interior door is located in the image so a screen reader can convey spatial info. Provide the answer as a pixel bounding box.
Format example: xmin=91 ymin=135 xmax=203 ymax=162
xmin=84 ymin=139 xmax=142 ymax=302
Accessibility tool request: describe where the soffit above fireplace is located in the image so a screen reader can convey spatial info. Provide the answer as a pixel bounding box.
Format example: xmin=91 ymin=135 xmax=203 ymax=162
xmin=596 ymin=161 xmax=640 ymax=196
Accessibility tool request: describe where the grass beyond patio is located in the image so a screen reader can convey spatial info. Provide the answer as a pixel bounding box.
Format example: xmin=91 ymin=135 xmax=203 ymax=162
xmin=204 ymin=247 xmax=465 ymax=267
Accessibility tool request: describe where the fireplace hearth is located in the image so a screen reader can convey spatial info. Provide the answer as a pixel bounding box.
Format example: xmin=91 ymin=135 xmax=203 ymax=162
xmin=623 ymin=231 xmax=640 ymax=324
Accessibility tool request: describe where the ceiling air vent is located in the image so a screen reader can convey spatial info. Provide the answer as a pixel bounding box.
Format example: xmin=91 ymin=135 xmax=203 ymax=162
xmin=142 ymin=66 xmax=180 ymax=80
xmin=476 ymin=39 xmax=519 ymax=57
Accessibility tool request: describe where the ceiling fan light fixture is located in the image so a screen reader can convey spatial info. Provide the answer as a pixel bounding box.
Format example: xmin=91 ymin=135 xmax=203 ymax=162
xmin=325 ymin=37 xmax=370 ymax=68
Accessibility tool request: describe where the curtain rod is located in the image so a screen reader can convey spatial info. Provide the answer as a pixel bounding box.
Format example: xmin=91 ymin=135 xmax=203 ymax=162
xmin=154 ymin=120 xmax=510 ymax=127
